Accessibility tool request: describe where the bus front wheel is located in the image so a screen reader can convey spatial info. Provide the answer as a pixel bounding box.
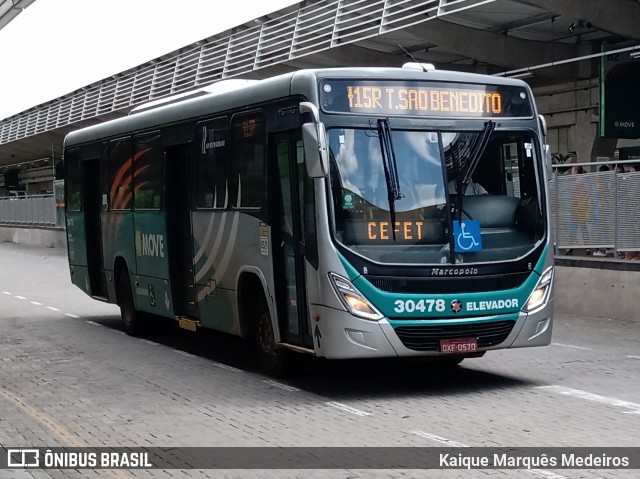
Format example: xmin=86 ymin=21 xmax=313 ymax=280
xmin=255 ymin=292 xmax=287 ymax=377
xmin=118 ymin=270 xmax=145 ymax=336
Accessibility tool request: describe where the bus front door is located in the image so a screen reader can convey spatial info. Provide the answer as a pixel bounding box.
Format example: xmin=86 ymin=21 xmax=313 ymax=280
xmin=272 ymin=132 xmax=314 ymax=349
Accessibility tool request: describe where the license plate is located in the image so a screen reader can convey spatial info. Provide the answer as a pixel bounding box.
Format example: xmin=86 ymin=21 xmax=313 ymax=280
xmin=440 ymin=337 xmax=478 ymax=354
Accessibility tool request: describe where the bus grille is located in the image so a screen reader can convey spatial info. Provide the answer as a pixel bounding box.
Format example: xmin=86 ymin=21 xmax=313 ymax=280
xmin=393 ymin=320 xmax=515 ymax=352
xmin=366 ymin=273 xmax=529 ymax=294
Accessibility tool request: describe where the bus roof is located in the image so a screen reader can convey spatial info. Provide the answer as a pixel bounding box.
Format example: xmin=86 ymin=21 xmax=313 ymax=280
xmin=128 ymin=79 xmax=260 ymax=115
xmin=64 ymin=67 xmax=531 ymax=149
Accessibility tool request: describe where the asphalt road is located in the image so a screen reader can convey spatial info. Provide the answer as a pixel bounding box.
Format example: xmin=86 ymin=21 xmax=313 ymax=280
xmin=0 ymin=242 xmax=638 ymax=479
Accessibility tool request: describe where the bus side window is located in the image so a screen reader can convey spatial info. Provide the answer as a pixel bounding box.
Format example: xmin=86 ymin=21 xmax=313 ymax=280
xmin=65 ymin=148 xmax=82 ymax=212
xmin=109 ymin=137 xmax=133 ymax=211
xmin=230 ymin=112 xmax=265 ymax=209
xmin=501 ymin=141 xmax=521 ymax=198
xmin=133 ymin=133 xmax=163 ymax=210
xmin=196 ymin=118 xmax=228 ymax=209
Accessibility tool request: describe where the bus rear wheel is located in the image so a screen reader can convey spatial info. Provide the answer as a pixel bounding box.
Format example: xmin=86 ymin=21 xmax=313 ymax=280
xmin=118 ymin=270 xmax=145 ymax=336
xmin=255 ymin=292 xmax=287 ymax=377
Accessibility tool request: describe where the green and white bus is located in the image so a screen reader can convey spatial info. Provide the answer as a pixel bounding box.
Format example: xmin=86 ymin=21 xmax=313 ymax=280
xmin=64 ymin=65 xmax=554 ymax=375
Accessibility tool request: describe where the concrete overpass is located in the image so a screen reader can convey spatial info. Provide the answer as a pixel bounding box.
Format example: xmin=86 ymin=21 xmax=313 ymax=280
xmin=0 ymin=0 xmax=34 ymax=31
xmin=0 ymin=0 xmax=639 ymax=192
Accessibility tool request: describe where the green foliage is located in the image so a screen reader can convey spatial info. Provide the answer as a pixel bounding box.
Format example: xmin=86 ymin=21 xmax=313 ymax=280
xmin=552 ymin=152 xmax=573 ymax=174
xmin=67 ymin=190 xmax=81 ymax=211
xmin=134 ymin=189 xmax=160 ymax=209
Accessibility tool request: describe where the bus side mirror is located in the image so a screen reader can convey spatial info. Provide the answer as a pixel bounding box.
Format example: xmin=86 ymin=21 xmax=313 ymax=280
xmin=544 ymin=144 xmax=552 ymax=178
xmin=300 ymin=102 xmax=329 ymax=178
xmin=538 ymin=114 xmax=552 ymax=177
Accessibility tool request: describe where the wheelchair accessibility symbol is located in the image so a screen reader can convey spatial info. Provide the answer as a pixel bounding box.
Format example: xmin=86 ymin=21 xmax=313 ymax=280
xmin=453 ymin=220 xmax=483 ymax=253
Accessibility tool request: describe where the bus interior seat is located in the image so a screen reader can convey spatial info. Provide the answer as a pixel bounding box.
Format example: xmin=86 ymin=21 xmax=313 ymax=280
xmin=458 ymin=195 xmax=537 ymax=250
xmin=459 ymin=195 xmax=520 ymax=228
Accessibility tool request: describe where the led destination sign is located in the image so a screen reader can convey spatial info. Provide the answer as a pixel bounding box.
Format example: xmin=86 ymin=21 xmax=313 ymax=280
xmin=321 ymin=79 xmax=533 ymax=118
xmin=349 ymin=86 xmax=503 ymax=115
xmin=344 ymin=219 xmax=444 ymax=244
xmin=366 ymin=220 xmax=426 ymax=242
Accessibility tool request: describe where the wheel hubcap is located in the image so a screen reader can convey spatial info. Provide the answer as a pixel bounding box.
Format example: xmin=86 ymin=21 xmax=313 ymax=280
xmin=257 ymin=312 xmax=275 ymax=356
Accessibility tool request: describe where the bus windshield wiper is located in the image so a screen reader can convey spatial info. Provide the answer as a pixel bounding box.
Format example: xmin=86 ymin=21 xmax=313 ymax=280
xmin=377 ymin=118 xmax=403 ymax=241
xmin=454 ymin=120 xmax=495 ymax=219
xmin=448 ymin=121 xmax=495 ymax=262
xmin=462 ymin=120 xmax=495 ymax=188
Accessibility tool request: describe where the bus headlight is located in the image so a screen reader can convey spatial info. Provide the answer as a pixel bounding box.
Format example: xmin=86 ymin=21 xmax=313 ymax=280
xmin=523 ymin=266 xmax=554 ymax=313
xmin=328 ymin=272 xmax=383 ymax=321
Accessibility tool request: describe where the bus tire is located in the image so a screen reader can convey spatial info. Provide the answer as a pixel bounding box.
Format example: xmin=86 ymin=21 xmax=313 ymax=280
xmin=255 ymin=292 xmax=287 ymax=377
xmin=118 ymin=270 xmax=145 ymax=336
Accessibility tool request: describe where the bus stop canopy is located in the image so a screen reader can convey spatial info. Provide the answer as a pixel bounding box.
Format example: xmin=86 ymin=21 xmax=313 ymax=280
xmin=0 ymin=0 xmax=639 ymax=170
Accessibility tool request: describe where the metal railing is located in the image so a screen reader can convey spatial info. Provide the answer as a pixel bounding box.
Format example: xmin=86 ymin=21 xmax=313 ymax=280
xmin=0 ymin=194 xmax=59 ymax=227
xmin=550 ymin=161 xmax=640 ymax=260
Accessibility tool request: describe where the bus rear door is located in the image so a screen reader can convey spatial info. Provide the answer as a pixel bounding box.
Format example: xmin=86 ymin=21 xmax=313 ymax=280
xmin=82 ymin=156 xmax=107 ymax=298
xmin=65 ymin=147 xmax=107 ymax=298
xmin=131 ymin=133 xmax=174 ymax=317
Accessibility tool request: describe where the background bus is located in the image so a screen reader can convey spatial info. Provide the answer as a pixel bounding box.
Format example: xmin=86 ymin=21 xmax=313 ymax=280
xmin=64 ymin=65 xmax=554 ymax=375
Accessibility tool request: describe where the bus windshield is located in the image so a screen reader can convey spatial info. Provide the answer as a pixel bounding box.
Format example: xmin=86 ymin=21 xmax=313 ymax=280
xmin=328 ymin=126 xmax=544 ymax=265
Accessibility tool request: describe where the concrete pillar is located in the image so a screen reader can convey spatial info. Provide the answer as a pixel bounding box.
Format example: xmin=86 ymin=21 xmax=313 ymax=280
xmin=574 ymin=86 xmax=595 ymax=164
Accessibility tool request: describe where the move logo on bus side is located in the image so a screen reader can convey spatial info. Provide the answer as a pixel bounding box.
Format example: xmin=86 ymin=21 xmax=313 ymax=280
xmin=135 ymin=231 xmax=165 ymax=258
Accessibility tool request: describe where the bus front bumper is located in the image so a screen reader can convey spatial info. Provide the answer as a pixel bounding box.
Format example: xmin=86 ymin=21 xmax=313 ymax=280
xmin=309 ymin=302 xmax=553 ymax=359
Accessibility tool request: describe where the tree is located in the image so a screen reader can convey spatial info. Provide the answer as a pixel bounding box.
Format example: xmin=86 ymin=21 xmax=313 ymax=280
xmin=552 ymin=152 xmax=573 ymax=174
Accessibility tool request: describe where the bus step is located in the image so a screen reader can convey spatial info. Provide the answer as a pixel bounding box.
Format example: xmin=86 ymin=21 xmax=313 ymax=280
xmin=279 ymin=343 xmax=315 ymax=354
xmin=176 ymin=317 xmax=199 ymax=332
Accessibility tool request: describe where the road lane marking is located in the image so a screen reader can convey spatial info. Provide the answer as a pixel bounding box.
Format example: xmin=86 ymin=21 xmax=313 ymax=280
xmin=412 ymin=431 xmax=567 ymax=479
xmin=4 ymin=294 xmax=84 ymax=321
xmin=4 ymin=295 xmax=79 ymax=321
xmin=212 ymin=362 xmax=242 ymax=373
xmin=1 ymin=389 xmax=133 ymax=479
xmin=628 ymin=356 xmax=640 ymax=360
xmin=139 ymin=339 xmax=159 ymax=346
xmin=1 ymin=389 xmax=89 ymax=447
xmin=173 ymin=349 xmax=198 ymax=359
xmin=263 ymin=379 xmax=300 ymax=392
xmin=86 ymin=321 xmax=101 ymax=327
xmin=412 ymin=431 xmax=467 ymax=447
xmin=551 ymin=342 xmax=591 ymax=350
xmin=536 ymin=385 xmax=640 ymax=415
xmin=526 ymin=470 xmax=569 ymax=479
xmin=325 ymin=401 xmax=370 ymax=417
